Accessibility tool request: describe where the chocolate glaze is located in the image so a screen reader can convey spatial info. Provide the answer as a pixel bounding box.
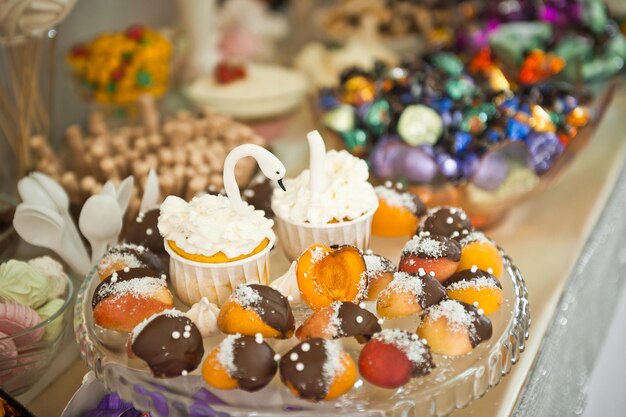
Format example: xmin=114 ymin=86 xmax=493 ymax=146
xmin=126 ymin=209 xmax=167 ymax=256
xmin=248 ymin=284 xmax=295 ymax=338
xmin=279 ymin=338 xmax=331 ymax=401
xmin=92 ymin=267 xmax=165 ymax=308
xmin=459 ymin=301 xmax=493 ymax=348
xmin=101 ymin=244 xmax=164 ymax=276
xmin=335 ymin=302 xmax=381 ymax=342
xmin=131 ymin=314 xmax=204 ymax=378
xmin=403 ymin=235 xmax=461 ymax=261
xmin=230 ymin=336 xmax=278 ymax=391
xmin=419 ymin=207 xmax=473 ymax=241
xmin=241 ymin=177 xmax=274 ymax=218
xmin=443 ymin=269 xmax=502 ymax=289
xmin=417 ymin=274 xmax=448 ymax=309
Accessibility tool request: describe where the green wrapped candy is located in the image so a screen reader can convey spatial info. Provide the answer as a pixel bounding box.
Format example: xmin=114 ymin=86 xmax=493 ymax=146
xmin=397 ymin=105 xmax=443 ymax=146
xmin=431 ymin=52 xmax=464 ymax=77
xmin=323 ymin=104 xmax=356 ymax=133
xmin=445 ymin=78 xmax=475 ymax=101
xmin=341 ymin=129 xmax=368 ymax=155
xmin=490 ymin=22 xmax=553 ymax=67
xmin=0 ymin=260 xmax=49 ymax=309
xmin=36 ymin=298 xmax=66 ymax=341
xmin=364 ymin=100 xmax=391 ymax=136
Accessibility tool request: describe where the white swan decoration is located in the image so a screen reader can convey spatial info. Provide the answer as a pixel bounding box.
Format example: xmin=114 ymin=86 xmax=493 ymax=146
xmin=223 ymin=144 xmax=286 ymax=214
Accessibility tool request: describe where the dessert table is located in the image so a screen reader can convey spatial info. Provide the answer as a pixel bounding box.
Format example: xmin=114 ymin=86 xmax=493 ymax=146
xmin=21 ymin=82 xmax=626 ymax=416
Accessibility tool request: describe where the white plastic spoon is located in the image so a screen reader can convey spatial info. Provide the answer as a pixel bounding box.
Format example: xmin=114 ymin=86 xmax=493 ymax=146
xmin=115 ymin=176 xmax=134 ymax=217
xmin=30 ymin=171 xmax=89 ymax=260
xmin=140 ymin=169 xmax=160 ymax=213
xmin=79 ymin=194 xmax=123 ymax=264
xmin=13 ymin=203 xmax=91 ymax=275
xmin=18 ymin=175 xmax=91 ymax=264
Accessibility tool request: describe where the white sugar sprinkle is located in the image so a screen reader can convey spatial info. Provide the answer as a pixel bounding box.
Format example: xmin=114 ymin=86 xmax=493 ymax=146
xmin=255 ymin=333 xmax=264 ymax=344
xmin=172 ymin=331 xmax=181 ymax=339
xmin=290 ymin=352 xmax=299 ymax=361
xmin=296 ymin=363 xmax=305 ymax=371
xmin=359 ymin=302 xmax=366 ymax=309
xmin=146 ymin=228 xmax=153 ymax=236
xmin=470 ymin=265 xmax=478 ymax=272
xmin=273 ymin=354 xmax=281 ymax=361
xmin=446 ymin=217 xmax=454 ymax=224
xmin=301 ymin=343 xmax=310 ymax=352
xmin=182 ymin=370 xmax=188 ymax=376
xmin=184 ymin=325 xmax=191 ymax=331
xmin=183 ymin=331 xmax=191 ymax=339
xmin=487 ymin=268 xmax=494 ymax=274
xmin=123 ymin=267 xmax=130 ymax=273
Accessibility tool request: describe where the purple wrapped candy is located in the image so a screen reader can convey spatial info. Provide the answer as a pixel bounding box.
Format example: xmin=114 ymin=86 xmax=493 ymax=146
xmin=526 ymin=131 xmax=564 ymax=173
xmin=436 ymin=152 xmax=460 ymax=178
xmin=82 ymin=393 xmax=147 ymax=417
xmin=369 ymin=137 xmax=406 ymax=179
xmin=472 ymin=153 xmax=510 ymax=191
xmin=460 ymin=153 xmax=481 ymax=179
xmin=401 ymin=147 xmax=439 ymax=183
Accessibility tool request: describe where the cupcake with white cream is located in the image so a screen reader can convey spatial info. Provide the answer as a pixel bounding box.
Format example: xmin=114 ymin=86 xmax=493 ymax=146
xmin=159 ymin=144 xmax=286 ymax=306
xmin=271 ymin=130 xmax=378 ymax=260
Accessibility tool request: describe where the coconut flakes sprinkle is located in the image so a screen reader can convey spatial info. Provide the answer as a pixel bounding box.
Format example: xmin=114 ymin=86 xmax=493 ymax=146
xmin=381 ymin=272 xmax=424 ymax=302
xmin=447 ymin=276 xmax=499 ymax=291
xmin=428 ymin=300 xmax=474 ymax=333
xmin=373 ymin=329 xmax=430 ymax=365
xmin=217 ymin=334 xmax=239 ymax=374
xmin=363 ymin=253 xmax=396 ymax=278
xmin=322 ymin=340 xmax=344 ymax=384
xmin=403 ymin=236 xmax=444 ymax=258
xmin=231 ymin=284 xmax=261 ymax=308
xmin=374 ymin=186 xmax=417 ymax=212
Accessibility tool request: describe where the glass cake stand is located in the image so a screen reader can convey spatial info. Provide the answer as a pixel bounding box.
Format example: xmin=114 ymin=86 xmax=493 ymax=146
xmin=75 ymin=246 xmax=530 ymax=417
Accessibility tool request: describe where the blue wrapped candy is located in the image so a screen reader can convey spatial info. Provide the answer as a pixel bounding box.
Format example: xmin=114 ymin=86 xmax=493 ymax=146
xmin=370 ymin=137 xmax=407 ymax=179
xmin=506 ymin=118 xmax=531 ymax=140
xmin=453 ymin=132 xmax=473 ymax=153
xmin=401 ymin=147 xmax=439 ymax=183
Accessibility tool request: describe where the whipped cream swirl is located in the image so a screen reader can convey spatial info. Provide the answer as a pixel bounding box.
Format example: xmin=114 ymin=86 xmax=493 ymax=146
xmin=271 ymin=150 xmax=378 ymax=224
xmin=158 ymin=194 xmax=274 ymax=258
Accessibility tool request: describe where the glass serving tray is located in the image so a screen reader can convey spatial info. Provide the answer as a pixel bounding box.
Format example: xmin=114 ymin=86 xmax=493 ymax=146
xmin=75 ymin=239 xmax=530 ymax=417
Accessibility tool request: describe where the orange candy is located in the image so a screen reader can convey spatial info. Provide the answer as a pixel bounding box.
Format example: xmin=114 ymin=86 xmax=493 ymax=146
xmin=296 ymin=244 xmax=367 ymax=310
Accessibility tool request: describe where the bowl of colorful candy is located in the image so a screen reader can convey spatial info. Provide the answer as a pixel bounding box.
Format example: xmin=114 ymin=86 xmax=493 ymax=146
xmin=66 ymin=24 xmax=172 ymax=107
xmin=0 ymin=257 xmax=74 ymax=395
xmin=318 ymin=51 xmax=616 ymax=227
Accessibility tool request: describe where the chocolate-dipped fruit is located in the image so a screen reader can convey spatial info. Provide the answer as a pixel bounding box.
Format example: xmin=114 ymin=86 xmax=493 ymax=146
xmin=358 ymin=329 xmax=434 ymax=389
xmin=202 ymin=334 xmax=278 ymax=392
xmin=376 ymin=272 xmax=447 ymax=319
xmin=97 ymin=243 xmax=164 ymax=280
xmin=279 ymin=338 xmax=357 ymax=402
xmin=363 ymin=252 xmax=396 ymax=301
xmin=398 ymin=235 xmax=461 ymax=283
xmin=417 ymin=299 xmax=492 ymax=356
xmin=92 ymin=276 xmax=174 ymax=332
xmin=443 ymin=268 xmax=503 ymax=315
xmin=295 ymin=301 xmax=382 ymax=343
xmin=457 ymin=232 xmax=504 ymax=278
xmin=129 ymin=310 xmax=204 ymax=378
xmin=126 ymin=209 xmax=167 ymax=256
xmin=418 ymin=206 xmax=473 ymax=242
xmin=218 ymin=284 xmax=295 ymax=339
xmin=371 ymin=184 xmax=427 ymax=237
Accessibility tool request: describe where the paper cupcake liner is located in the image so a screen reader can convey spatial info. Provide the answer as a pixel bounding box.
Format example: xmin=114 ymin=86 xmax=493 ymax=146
xmin=273 ymin=206 xmax=377 ymax=261
xmin=164 ymin=236 xmax=274 ymax=306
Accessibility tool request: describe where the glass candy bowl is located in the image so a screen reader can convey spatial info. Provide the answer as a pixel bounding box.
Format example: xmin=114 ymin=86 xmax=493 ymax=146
xmin=75 ymin=241 xmax=529 ymax=417
xmin=319 ymin=74 xmax=617 ymax=229
xmin=0 ymin=275 xmax=74 ymax=395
